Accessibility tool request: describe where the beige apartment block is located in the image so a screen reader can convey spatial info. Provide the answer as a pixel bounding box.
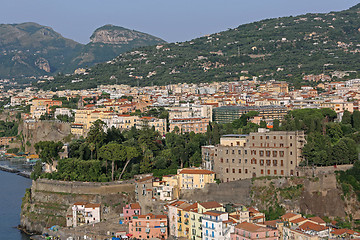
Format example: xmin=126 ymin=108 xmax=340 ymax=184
xmin=202 ymin=129 xmax=305 ymax=182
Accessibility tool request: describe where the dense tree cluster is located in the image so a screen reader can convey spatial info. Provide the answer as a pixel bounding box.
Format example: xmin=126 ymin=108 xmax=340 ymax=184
xmin=0 ymin=120 xmax=18 ymax=137
xmin=33 ymin=108 xmax=360 ymax=181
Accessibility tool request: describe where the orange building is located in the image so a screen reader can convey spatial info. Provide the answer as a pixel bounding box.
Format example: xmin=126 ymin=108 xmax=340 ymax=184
xmin=129 ymin=213 xmax=168 ymax=239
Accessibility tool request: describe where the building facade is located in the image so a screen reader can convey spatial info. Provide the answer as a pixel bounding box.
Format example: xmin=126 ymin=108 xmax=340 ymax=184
xmin=213 ymin=105 xmax=287 ymax=124
xmin=129 ymin=213 xmax=168 ymax=239
xmin=202 ymin=129 xmax=305 ymax=182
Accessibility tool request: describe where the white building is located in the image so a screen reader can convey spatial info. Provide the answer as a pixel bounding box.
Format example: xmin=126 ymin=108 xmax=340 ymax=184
xmin=70 ymin=202 xmax=101 ymax=227
xmin=202 ymin=210 xmax=235 ymax=240
xmin=54 ymin=108 xmax=75 ymax=118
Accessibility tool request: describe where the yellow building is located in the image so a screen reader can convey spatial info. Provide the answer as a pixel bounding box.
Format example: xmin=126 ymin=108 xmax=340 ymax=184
xmin=137 ymin=117 xmax=167 ymax=135
xmin=162 ymin=175 xmax=180 ymax=199
xmin=177 ymin=168 xmax=215 ymax=190
xmin=72 ymin=109 xmax=115 ymax=135
xmin=177 ymin=203 xmax=197 ymax=238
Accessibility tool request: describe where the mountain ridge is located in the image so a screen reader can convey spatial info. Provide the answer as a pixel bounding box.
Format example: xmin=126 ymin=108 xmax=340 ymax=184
xmin=0 ymin=22 xmax=166 ymax=78
xmin=38 ymin=3 xmax=360 ymax=90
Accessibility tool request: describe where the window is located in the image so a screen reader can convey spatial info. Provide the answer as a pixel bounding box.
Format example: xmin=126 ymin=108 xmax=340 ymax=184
xmin=252 ymin=136 xmax=255 ymax=139
xmin=274 ymin=170 xmax=277 ymax=175
xmin=232 ymin=169 xmax=235 ymax=173
xmin=239 ymin=159 xmax=241 ymax=163
xmin=239 ymin=169 xmax=241 ymax=173
xmin=290 ymin=143 xmax=293 ymax=147
xmin=245 ymin=159 xmax=248 ymax=163
xmin=232 ymin=159 xmax=235 ymax=163
xmin=245 ymin=150 xmax=247 ymax=154
xmin=274 ymin=136 xmax=276 ymax=139
xmin=226 ymin=150 xmax=229 ymax=154
xmin=261 ymin=169 xmax=264 ymax=174
xmin=281 ymin=160 xmax=284 ymax=166
xmin=238 ymin=150 xmax=241 ymax=154
xmin=267 ymin=170 xmax=270 ymax=174
xmin=266 ymin=151 xmax=271 ymax=157
xmin=273 ymin=160 xmax=277 ymax=166
xmin=273 ymin=151 xmax=277 ymax=157
xmin=279 ymin=151 xmax=284 ymax=157
xmin=260 ymin=160 xmax=264 ymax=166
xmin=259 ymin=151 xmax=264 ymax=157
xmin=280 ymin=136 xmax=283 ymax=140
xmin=290 ymin=161 xmax=293 ymax=165
xmin=280 ymin=143 xmax=284 ymax=147
xmin=232 ymin=150 xmax=235 ymax=154
xmin=226 ymin=159 xmax=229 ymax=163
xmin=260 ymin=136 xmax=263 ymax=140
xmin=290 ymin=136 xmax=293 ymax=139
xmin=245 ymin=169 xmax=248 ymax=174
xmin=221 ymin=158 xmax=223 ymax=163
xmin=281 ymin=170 xmax=284 ymax=175
xmin=290 ymin=151 xmax=293 ymax=155
xmin=266 ymin=160 xmax=271 ymax=166
xmin=226 ymin=168 xmax=229 ymax=173
xmin=266 ymin=136 xmax=269 ymax=139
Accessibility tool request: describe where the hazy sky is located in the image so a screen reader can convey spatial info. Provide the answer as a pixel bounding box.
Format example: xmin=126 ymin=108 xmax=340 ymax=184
xmin=1 ymin=0 xmax=358 ymax=44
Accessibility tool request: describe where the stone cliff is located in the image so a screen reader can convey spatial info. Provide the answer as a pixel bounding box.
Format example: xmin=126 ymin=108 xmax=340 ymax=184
xmin=20 ymin=179 xmax=136 ymax=233
xmin=181 ymin=171 xmax=359 ymax=221
xmin=90 ymin=25 xmax=165 ymax=45
xmin=18 ymin=120 xmax=72 ymax=153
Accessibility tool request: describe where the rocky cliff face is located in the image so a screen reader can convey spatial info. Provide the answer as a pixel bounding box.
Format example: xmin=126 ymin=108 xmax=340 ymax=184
xmin=90 ymin=25 xmax=164 ymax=45
xmin=251 ymin=174 xmax=360 ymax=221
xmin=69 ymin=25 xmax=166 ymax=67
xmin=0 ymin=22 xmax=166 ymax=78
xmin=20 ymin=179 xmax=135 ymax=233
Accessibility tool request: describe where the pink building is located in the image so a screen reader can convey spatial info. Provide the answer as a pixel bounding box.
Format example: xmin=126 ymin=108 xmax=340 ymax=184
xmin=231 ymin=222 xmax=279 ymax=240
xmin=129 ymin=213 xmax=168 ymax=240
xmin=123 ymin=202 xmax=141 ymax=222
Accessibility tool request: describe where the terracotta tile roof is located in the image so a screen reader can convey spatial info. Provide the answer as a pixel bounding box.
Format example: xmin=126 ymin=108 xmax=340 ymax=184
xmin=252 ymin=215 xmax=265 ymax=220
xmin=178 ymin=203 xmax=192 ymax=210
xmin=85 ymin=203 xmax=101 ymax=208
xmin=331 ymin=228 xmax=360 ymax=236
xmin=290 ymin=217 xmax=307 ymax=224
xmin=281 ymin=212 xmax=299 ymax=220
xmin=179 ymin=169 xmax=215 ymax=175
xmin=168 ymin=200 xmax=185 ymax=207
xmin=199 ymin=201 xmax=222 ymax=209
xmin=309 ymin=216 xmax=326 ymax=224
xmin=203 ymin=210 xmax=225 ymax=217
xmin=130 ymin=203 xmax=141 ymax=209
xmin=136 ymin=176 xmax=153 ymax=183
xmin=235 ymin=222 xmax=270 ymax=232
xmin=299 ymin=221 xmax=328 ymax=232
xmin=263 ymin=219 xmax=281 ymax=228
xmin=248 ymin=207 xmax=260 ymax=214
xmin=182 ymin=203 xmax=197 ymax=211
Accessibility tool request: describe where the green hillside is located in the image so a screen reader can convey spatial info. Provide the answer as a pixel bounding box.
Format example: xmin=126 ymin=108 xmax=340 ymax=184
xmin=38 ymin=4 xmax=360 ymax=90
